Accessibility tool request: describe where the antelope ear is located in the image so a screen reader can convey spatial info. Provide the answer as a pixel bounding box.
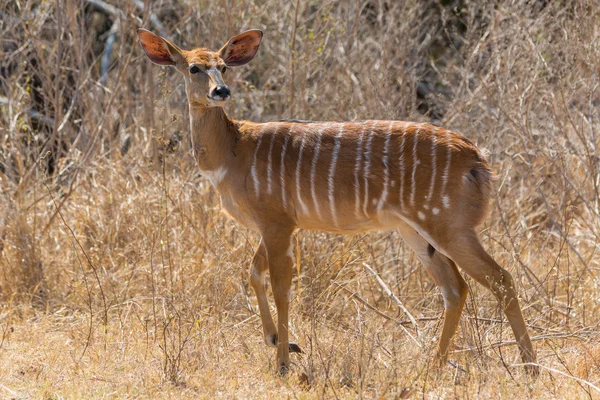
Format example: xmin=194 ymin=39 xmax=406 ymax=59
xmin=218 ymin=29 xmax=263 ymax=67
xmin=137 ymin=29 xmax=185 ymax=66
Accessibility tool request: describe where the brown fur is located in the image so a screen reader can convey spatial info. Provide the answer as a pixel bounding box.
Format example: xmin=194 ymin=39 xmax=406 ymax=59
xmin=137 ymin=29 xmax=538 ymax=376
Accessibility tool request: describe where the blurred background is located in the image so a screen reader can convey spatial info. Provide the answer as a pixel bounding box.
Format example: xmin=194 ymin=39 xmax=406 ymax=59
xmin=0 ymin=0 xmax=599 ymax=397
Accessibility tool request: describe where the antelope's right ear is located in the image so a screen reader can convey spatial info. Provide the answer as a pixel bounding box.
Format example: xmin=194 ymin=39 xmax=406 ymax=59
xmin=137 ymin=29 xmax=185 ymax=66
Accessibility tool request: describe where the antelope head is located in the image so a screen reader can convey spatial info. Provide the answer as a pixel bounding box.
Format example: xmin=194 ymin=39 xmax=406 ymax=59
xmin=137 ymin=29 xmax=263 ymax=108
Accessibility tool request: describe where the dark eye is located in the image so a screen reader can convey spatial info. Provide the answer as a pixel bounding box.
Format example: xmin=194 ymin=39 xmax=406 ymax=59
xmin=221 ymin=66 xmax=227 ymax=74
xmin=189 ymin=65 xmax=200 ymax=74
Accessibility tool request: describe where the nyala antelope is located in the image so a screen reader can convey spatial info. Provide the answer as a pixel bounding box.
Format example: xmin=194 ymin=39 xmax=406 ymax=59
xmin=138 ymin=28 xmax=538 ymax=375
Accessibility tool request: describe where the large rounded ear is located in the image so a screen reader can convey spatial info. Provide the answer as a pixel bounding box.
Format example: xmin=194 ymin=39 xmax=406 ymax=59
xmin=137 ymin=29 xmax=185 ymax=66
xmin=218 ymin=29 xmax=263 ymax=67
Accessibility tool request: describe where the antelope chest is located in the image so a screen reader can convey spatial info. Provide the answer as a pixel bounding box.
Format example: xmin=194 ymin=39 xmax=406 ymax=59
xmin=218 ymin=190 xmax=259 ymax=231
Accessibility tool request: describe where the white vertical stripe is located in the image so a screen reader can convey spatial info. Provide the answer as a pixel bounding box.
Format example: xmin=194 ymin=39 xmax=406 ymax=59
xmin=398 ymin=127 xmax=407 ymax=210
xmin=376 ymin=121 xmax=394 ymax=213
xmin=266 ymin=132 xmax=276 ymax=194
xmin=328 ymin=124 xmax=344 ymax=227
xmin=441 ymin=144 xmax=452 ymax=209
xmin=295 ymin=128 xmax=309 ymax=214
xmin=281 ymin=131 xmax=291 ymax=210
xmin=362 ymin=122 xmax=376 ymax=217
xmin=410 ymin=127 xmax=421 ymax=207
xmin=354 ymin=122 xmax=367 ymax=218
xmin=426 ymin=129 xmax=438 ymax=207
xmin=251 ymin=124 xmax=269 ymax=197
xmin=311 ymin=126 xmax=325 ymax=219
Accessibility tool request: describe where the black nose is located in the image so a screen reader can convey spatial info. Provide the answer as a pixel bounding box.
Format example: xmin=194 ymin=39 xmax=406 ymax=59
xmin=212 ymin=86 xmax=230 ymax=99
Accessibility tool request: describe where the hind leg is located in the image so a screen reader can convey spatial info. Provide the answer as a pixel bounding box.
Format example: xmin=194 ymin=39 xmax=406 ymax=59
xmin=443 ymin=230 xmax=538 ymax=374
xmin=397 ymin=222 xmax=469 ymax=362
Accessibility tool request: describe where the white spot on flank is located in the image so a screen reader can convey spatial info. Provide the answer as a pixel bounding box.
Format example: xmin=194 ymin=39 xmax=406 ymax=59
xmin=377 ymin=121 xmax=394 ymax=214
xmin=418 ymin=211 xmax=426 ymax=220
xmin=266 ymin=133 xmax=276 ymax=194
xmin=363 ymin=123 xmax=376 ymax=217
xmin=443 ymin=195 xmax=450 ymax=209
xmin=251 ymin=125 xmax=268 ymax=197
xmin=311 ymin=127 xmax=325 ymax=219
xmin=410 ymin=128 xmax=421 ymax=207
xmin=328 ymin=125 xmax=344 ymax=227
xmin=432 ymin=207 xmax=440 ymax=215
xmin=281 ymin=133 xmax=291 ymax=210
xmin=295 ymin=128 xmax=309 ymax=214
xmin=354 ymin=122 xmax=368 ymax=218
xmin=204 ymin=166 xmax=227 ymax=187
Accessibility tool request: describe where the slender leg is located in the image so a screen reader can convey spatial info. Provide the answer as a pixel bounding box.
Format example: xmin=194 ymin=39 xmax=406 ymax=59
xmin=397 ymin=223 xmax=469 ymax=362
xmin=250 ymin=240 xmax=303 ymax=354
xmin=249 ymin=241 xmax=278 ymax=347
xmin=263 ymin=229 xmax=295 ymax=374
xmin=444 ymin=230 xmax=538 ymax=375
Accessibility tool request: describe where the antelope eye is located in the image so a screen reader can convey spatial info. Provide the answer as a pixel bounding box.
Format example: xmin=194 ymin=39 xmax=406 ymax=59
xmin=221 ymin=66 xmax=227 ymax=74
xmin=189 ymin=65 xmax=200 ymax=74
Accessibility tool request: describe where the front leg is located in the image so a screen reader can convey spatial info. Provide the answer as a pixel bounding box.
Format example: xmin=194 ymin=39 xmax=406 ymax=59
xmin=263 ymin=228 xmax=295 ymax=374
xmin=250 ymin=239 xmax=303 ymax=355
xmin=249 ymin=241 xmax=278 ymax=347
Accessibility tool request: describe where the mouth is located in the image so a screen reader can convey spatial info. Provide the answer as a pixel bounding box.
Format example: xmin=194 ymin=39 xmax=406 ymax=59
xmin=208 ymin=95 xmax=228 ymax=103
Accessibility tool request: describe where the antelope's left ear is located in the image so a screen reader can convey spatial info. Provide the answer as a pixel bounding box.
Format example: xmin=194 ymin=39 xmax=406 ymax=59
xmin=218 ymin=29 xmax=263 ymax=67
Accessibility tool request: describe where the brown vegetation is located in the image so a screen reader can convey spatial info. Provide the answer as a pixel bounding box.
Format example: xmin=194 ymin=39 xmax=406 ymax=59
xmin=0 ymin=0 xmax=599 ymax=398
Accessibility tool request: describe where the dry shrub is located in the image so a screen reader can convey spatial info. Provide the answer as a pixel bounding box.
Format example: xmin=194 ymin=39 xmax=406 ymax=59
xmin=0 ymin=0 xmax=600 ymax=398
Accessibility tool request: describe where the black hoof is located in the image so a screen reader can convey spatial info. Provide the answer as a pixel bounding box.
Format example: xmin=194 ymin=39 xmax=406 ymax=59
xmin=279 ymin=364 xmax=289 ymax=376
xmin=289 ymin=342 xmax=303 ymax=353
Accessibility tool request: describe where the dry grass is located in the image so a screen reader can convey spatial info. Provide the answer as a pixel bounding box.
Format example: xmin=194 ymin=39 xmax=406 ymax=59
xmin=1 ymin=0 xmax=600 ymax=398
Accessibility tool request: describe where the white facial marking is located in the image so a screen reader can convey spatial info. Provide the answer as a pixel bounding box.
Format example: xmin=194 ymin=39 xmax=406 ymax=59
xmin=251 ymin=125 xmax=268 ymax=197
xmin=418 ymin=211 xmax=426 ymax=220
xmin=328 ymin=124 xmax=344 ymax=227
xmin=295 ymin=128 xmax=309 ymax=214
xmin=432 ymin=207 xmax=440 ymax=215
xmin=354 ymin=122 xmax=367 ymax=218
xmin=398 ymin=128 xmax=407 ymax=210
xmin=311 ymin=127 xmax=325 ymax=219
xmin=266 ymin=133 xmax=276 ymax=194
xmin=363 ymin=123 xmax=376 ymax=217
xmin=281 ymin=133 xmax=291 ymax=210
xmin=203 ymin=166 xmax=228 ymax=187
xmin=426 ymin=131 xmax=438 ymax=209
xmin=410 ymin=127 xmax=421 ymax=207
xmin=376 ymin=121 xmax=394 ymax=214
xmin=443 ymin=195 xmax=450 ymax=209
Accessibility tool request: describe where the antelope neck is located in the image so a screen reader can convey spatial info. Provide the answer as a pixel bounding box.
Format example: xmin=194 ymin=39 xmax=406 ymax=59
xmin=189 ymin=105 xmax=238 ymax=172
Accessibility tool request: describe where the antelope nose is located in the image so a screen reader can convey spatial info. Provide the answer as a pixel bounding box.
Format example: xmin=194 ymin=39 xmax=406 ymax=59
xmin=213 ymin=86 xmax=230 ymax=100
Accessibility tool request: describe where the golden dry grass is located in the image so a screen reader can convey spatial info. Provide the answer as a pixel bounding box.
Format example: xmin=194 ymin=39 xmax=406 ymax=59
xmin=1 ymin=0 xmax=600 ymax=398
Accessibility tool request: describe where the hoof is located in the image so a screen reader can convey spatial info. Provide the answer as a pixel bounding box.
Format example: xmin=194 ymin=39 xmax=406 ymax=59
xmin=289 ymin=342 xmax=303 ymax=353
xmin=279 ymin=364 xmax=289 ymax=376
xmin=525 ymin=363 xmax=540 ymax=378
xmin=266 ymin=333 xmax=278 ymax=347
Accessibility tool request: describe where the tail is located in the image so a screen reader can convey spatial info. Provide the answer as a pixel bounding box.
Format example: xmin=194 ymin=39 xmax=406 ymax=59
xmin=463 ymin=152 xmax=495 ymax=226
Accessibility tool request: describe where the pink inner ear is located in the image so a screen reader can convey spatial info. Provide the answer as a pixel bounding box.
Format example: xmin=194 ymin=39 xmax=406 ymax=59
xmin=223 ymin=31 xmax=262 ymax=66
xmin=138 ymin=30 xmax=175 ymax=66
